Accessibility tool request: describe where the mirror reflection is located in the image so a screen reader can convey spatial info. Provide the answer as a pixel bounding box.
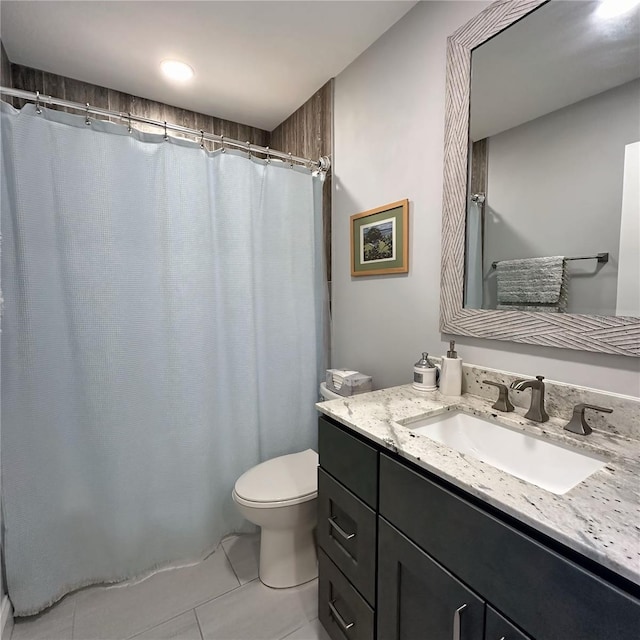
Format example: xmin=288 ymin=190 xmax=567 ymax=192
xmin=465 ymin=0 xmax=640 ymax=316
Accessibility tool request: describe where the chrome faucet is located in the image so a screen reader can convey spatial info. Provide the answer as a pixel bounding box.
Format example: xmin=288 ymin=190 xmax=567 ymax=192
xmin=510 ymin=375 xmax=549 ymax=423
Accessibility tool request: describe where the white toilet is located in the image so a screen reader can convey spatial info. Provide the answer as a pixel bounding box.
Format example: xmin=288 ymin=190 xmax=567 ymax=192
xmin=232 ymin=448 xmax=319 ymax=588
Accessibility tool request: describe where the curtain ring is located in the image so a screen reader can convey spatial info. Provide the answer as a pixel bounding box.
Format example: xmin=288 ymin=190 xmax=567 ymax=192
xmin=127 ymin=112 xmax=132 ymax=134
xmin=163 ymin=121 xmax=168 ymax=141
xmin=35 ymin=90 xmax=42 ymax=115
xmin=220 ymin=134 xmax=225 ymax=153
xmin=288 ymin=152 xmax=293 ymax=168
xmin=85 ymin=103 xmax=91 ymax=126
xmin=200 ymin=130 xmax=205 ymax=150
xmin=266 ymin=146 xmax=271 ymax=164
xmin=246 ymin=141 xmax=252 ymax=159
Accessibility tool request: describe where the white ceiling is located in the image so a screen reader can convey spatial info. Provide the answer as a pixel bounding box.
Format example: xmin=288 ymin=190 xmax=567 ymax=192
xmin=0 ymin=0 xmax=417 ymax=131
xmin=470 ymin=0 xmax=640 ymax=141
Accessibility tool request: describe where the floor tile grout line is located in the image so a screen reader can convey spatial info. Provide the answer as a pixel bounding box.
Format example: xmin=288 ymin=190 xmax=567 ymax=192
xmin=194 ymin=607 xmax=205 ymax=640
xmin=124 ymin=608 xmax=195 ymax=640
xmin=120 ymin=580 xmax=244 ymax=640
xmin=278 ymin=619 xmax=311 ymax=640
xmin=71 ymin=597 xmax=77 ymax=640
xmin=192 ymin=579 xmax=247 ymax=615
xmin=124 ymin=563 xmax=249 ymax=640
xmin=220 ymin=539 xmax=242 ymax=588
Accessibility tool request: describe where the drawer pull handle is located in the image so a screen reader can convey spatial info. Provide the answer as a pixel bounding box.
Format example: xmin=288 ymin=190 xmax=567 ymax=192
xmin=329 ymin=516 xmax=356 ymax=540
xmin=453 ymin=603 xmax=467 ymax=640
xmin=329 ymin=599 xmax=355 ymax=632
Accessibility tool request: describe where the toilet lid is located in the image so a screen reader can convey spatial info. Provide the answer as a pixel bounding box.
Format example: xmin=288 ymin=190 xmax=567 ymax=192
xmin=234 ymin=449 xmax=318 ymax=503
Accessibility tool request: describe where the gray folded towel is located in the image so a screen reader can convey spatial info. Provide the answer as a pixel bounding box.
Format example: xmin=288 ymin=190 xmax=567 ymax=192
xmin=496 ymin=256 xmax=568 ymax=313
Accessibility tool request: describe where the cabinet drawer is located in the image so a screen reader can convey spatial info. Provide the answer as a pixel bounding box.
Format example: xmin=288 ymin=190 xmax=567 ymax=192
xmin=378 ymin=518 xmax=485 ymax=640
xmin=318 ymin=416 xmax=378 ymax=508
xmin=319 ymin=549 xmax=374 ymax=640
xmin=318 ymin=468 xmax=376 ymax=606
xmin=379 ymin=454 xmax=640 ymax=640
xmin=486 ymin=605 xmax=531 ymax=640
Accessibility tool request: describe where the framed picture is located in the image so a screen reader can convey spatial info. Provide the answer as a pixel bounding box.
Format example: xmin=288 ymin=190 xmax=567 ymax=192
xmin=350 ymin=199 xmax=409 ymax=276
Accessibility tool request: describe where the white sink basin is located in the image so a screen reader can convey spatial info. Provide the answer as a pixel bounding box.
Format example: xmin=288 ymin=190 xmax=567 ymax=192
xmin=400 ymin=411 xmax=607 ymax=495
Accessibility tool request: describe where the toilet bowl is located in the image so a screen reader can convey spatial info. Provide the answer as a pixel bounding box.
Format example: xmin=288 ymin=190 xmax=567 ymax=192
xmin=232 ymin=448 xmax=318 ymax=588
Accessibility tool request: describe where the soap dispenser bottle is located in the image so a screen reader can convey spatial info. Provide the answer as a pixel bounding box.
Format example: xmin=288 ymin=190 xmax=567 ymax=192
xmin=413 ymin=352 xmax=438 ymax=392
xmin=440 ymin=340 xmax=462 ymax=396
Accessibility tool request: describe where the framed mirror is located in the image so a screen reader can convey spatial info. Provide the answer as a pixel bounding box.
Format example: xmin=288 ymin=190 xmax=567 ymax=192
xmin=440 ymin=0 xmax=640 ymax=357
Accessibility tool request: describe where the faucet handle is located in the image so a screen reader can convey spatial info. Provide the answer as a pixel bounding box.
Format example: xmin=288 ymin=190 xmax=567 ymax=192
xmin=482 ymin=380 xmax=514 ymax=412
xmin=564 ymin=403 xmax=613 ymax=436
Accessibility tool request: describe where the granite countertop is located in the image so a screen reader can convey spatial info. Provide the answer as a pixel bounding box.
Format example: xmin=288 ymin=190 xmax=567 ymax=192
xmin=316 ymin=385 xmax=640 ymax=587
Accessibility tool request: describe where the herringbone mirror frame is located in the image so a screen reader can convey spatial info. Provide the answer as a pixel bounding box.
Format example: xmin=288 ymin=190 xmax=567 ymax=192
xmin=440 ymin=0 xmax=640 ymax=357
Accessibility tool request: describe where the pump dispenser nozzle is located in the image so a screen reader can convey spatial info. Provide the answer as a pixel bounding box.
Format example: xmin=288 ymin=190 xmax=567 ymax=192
xmin=447 ymin=340 xmax=457 ymax=358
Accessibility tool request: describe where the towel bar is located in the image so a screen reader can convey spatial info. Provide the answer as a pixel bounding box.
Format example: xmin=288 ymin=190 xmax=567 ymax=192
xmin=491 ymin=253 xmax=608 ymax=269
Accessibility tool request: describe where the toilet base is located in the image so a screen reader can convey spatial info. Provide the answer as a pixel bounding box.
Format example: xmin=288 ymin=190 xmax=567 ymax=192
xmin=259 ymin=526 xmax=318 ymax=588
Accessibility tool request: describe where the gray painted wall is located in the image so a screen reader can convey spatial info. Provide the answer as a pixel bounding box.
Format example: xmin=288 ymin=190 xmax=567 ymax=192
xmin=0 ymin=38 xmax=8 ymax=612
xmin=483 ymin=79 xmax=640 ymax=315
xmin=332 ymin=1 xmax=640 ymax=397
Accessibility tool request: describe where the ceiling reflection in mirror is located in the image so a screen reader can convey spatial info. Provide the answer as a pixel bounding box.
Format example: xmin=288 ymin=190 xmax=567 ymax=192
xmin=465 ymin=0 xmax=640 ymax=316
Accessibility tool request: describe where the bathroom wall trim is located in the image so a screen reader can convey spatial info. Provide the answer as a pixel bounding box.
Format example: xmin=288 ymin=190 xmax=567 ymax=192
xmin=439 ymin=0 xmax=640 ymax=357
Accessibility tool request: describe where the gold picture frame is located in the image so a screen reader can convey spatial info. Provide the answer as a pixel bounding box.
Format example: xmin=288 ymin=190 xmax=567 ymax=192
xmin=350 ymin=199 xmax=409 ymax=277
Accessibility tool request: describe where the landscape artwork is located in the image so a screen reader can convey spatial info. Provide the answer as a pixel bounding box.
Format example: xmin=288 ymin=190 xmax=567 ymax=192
xmin=350 ymin=199 xmax=408 ymax=276
xmin=361 ymin=217 xmax=396 ymax=263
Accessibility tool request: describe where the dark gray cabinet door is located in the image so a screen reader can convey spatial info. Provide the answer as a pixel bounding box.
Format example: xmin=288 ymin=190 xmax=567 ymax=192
xmin=379 ymin=454 xmax=640 ymax=640
xmin=486 ymin=606 xmax=531 ymax=640
xmin=377 ymin=518 xmax=484 ymax=640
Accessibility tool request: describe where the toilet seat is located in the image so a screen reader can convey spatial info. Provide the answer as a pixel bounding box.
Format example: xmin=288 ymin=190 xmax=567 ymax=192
xmin=233 ymin=449 xmax=318 ymax=508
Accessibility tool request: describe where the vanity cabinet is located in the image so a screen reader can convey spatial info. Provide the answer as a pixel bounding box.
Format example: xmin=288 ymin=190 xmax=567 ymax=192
xmin=317 ymin=416 xmax=640 ymax=640
xmin=379 ymin=454 xmax=640 ymax=640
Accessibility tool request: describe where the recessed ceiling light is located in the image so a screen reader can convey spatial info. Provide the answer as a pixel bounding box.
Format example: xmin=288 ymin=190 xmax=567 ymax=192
xmin=160 ymin=60 xmax=194 ymax=83
xmin=596 ymin=0 xmax=640 ymax=18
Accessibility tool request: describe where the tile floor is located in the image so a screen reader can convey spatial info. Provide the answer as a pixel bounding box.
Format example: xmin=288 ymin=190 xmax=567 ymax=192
xmin=10 ymin=534 xmax=330 ymax=640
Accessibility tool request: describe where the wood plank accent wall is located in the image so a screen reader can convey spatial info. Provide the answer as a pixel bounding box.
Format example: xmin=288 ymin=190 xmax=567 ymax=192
xmin=8 ymin=63 xmax=269 ymax=149
xmin=270 ymin=80 xmax=333 ymax=284
xmin=470 ymin=138 xmax=487 ymax=198
xmin=0 ymin=42 xmax=11 ymax=89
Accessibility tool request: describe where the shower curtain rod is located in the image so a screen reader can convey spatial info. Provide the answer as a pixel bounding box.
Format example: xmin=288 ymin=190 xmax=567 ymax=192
xmin=0 ymin=86 xmax=331 ymax=172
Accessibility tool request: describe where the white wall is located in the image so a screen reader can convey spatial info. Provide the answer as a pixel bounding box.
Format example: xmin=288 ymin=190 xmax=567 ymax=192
xmin=332 ymin=1 xmax=640 ymax=397
xmin=483 ymin=79 xmax=640 ymax=315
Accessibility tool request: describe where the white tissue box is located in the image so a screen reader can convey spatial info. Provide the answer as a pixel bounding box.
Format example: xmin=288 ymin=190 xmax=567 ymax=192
xmin=325 ymin=369 xmax=373 ymax=397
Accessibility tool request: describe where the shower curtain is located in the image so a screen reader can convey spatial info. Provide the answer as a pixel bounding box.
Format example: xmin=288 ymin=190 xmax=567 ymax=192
xmin=464 ymin=199 xmax=484 ymax=309
xmin=0 ymin=102 xmax=326 ymax=615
